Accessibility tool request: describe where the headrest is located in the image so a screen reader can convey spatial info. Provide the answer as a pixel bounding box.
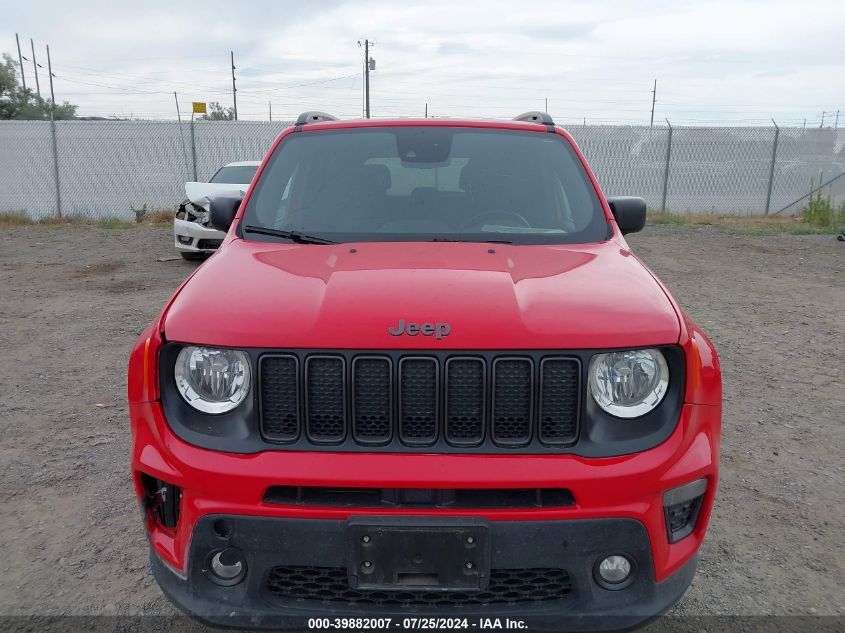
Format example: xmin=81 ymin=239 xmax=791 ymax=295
xmin=361 ymin=164 xmax=392 ymax=191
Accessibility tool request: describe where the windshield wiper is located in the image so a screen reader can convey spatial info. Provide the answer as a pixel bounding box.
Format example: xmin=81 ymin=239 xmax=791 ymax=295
xmin=429 ymin=237 xmax=514 ymax=244
xmin=243 ymin=225 xmax=337 ymax=245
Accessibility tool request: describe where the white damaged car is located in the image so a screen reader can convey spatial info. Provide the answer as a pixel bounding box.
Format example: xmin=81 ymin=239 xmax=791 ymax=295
xmin=174 ymin=161 xmax=260 ymax=260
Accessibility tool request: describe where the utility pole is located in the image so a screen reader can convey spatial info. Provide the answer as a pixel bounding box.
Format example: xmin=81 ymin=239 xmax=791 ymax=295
xmin=269 ymin=101 xmax=272 ymax=121
xmin=46 ymin=43 xmax=62 ymax=218
xmin=46 ymin=44 xmax=56 ymax=106
xmin=30 ymin=38 xmax=41 ymax=97
xmin=425 ymin=102 xmax=428 ymax=118
xmin=174 ymin=92 xmax=190 ymax=179
xmin=545 ymin=97 xmax=548 ymax=112
xmin=650 ymin=79 xmax=657 ymax=127
xmin=835 ymin=110 xmax=840 ymax=130
xmin=230 ymin=51 xmax=238 ymax=121
xmin=661 ymin=119 xmax=673 ymax=212
xmin=15 ymin=34 xmax=26 ymax=90
xmin=364 ymin=39 xmax=371 ymax=118
xmin=820 ymin=111 xmax=825 ymax=128
xmin=764 ymin=119 xmax=780 ymax=215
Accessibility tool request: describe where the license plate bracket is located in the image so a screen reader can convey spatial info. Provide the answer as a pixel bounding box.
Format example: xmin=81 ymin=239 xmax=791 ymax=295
xmin=347 ymin=517 xmax=490 ymax=591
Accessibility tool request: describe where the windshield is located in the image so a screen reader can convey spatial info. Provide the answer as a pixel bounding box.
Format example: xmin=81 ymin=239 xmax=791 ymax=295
xmin=210 ymin=165 xmax=258 ymax=184
xmin=241 ymin=127 xmax=608 ymax=244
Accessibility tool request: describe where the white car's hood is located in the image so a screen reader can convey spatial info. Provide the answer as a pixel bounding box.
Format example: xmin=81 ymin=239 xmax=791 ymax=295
xmin=185 ymin=182 xmax=250 ymax=212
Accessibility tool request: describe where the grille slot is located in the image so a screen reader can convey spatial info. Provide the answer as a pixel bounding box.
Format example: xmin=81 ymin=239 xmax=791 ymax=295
xmin=398 ymin=358 xmax=438 ymax=445
xmin=492 ymin=358 xmax=533 ymax=446
xmin=259 ymin=355 xmax=300 ymax=442
xmin=305 ymin=356 xmax=346 ymax=443
xmin=538 ymin=358 xmax=580 ymax=445
xmin=263 ymin=486 xmax=575 ymax=508
xmin=352 ymin=357 xmax=392 ymax=444
xmin=266 ymin=566 xmax=572 ymax=606
xmin=445 ymin=357 xmax=486 ymax=445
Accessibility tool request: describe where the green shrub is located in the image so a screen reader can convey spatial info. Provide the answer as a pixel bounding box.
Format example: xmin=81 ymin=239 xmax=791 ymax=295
xmin=132 ymin=204 xmax=148 ymax=223
xmin=801 ymin=176 xmax=844 ymax=227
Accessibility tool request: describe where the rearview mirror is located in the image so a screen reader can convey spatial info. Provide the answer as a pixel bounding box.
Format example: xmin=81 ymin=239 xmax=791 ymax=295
xmin=607 ymin=197 xmax=647 ymax=235
xmin=208 ymin=197 xmax=242 ymax=232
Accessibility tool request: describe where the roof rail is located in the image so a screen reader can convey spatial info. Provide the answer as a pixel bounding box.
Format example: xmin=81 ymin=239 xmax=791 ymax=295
xmin=295 ymin=111 xmax=338 ymax=126
xmin=513 ymin=111 xmax=555 ymax=125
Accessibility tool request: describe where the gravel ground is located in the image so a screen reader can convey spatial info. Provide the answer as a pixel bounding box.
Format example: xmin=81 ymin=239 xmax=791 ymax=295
xmin=0 ymin=223 xmax=842 ymax=628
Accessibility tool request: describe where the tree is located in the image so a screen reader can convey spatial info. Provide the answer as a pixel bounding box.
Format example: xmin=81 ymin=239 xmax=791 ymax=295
xmin=200 ymin=101 xmax=235 ymax=121
xmin=0 ymin=53 xmax=78 ymax=120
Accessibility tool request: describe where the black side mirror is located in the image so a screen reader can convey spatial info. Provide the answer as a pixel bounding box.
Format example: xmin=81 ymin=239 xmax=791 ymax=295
xmin=208 ymin=197 xmax=242 ymax=232
xmin=607 ymin=197 xmax=647 ymax=235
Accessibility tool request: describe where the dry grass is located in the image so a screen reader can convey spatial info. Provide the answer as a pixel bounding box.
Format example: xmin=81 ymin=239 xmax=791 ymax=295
xmin=0 ymin=208 xmax=175 ymax=230
xmin=142 ymin=209 xmax=176 ymax=225
xmin=0 ymin=212 xmax=34 ymax=227
xmin=647 ymin=211 xmax=843 ymax=235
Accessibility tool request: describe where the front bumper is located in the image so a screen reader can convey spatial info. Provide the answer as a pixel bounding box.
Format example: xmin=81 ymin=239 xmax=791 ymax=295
xmin=152 ymin=515 xmax=697 ymax=631
xmin=131 ymin=400 xmax=718 ymax=630
xmin=173 ymin=217 xmax=226 ymax=253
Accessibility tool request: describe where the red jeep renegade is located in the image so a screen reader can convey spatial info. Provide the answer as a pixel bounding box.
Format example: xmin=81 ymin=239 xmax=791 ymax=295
xmin=128 ymin=111 xmax=721 ymax=631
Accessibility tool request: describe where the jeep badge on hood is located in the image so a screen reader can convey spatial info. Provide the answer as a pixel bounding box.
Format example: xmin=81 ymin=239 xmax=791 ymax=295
xmin=388 ymin=319 xmax=451 ymax=340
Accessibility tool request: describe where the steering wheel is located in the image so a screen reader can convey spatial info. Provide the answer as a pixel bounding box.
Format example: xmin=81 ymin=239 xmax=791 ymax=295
xmin=458 ymin=210 xmax=531 ymax=232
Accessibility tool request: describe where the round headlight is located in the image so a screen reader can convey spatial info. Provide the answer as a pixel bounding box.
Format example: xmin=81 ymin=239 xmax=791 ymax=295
xmin=174 ymin=346 xmax=251 ymax=414
xmin=589 ymin=348 xmax=669 ymax=418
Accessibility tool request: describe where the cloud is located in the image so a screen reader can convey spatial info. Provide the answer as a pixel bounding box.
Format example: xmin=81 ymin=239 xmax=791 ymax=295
xmin=3 ymin=0 xmax=843 ymax=125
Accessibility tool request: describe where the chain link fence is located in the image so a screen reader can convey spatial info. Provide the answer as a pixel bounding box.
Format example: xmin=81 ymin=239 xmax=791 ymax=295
xmin=1 ymin=120 xmax=843 ymax=220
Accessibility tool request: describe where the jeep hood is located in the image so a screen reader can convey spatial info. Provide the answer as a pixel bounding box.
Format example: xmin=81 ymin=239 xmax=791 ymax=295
xmin=164 ymin=239 xmax=680 ymax=349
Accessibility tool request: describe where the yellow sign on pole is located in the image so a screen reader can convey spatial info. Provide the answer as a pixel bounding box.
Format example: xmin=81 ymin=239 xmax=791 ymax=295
xmin=192 ymin=102 xmax=207 ymax=114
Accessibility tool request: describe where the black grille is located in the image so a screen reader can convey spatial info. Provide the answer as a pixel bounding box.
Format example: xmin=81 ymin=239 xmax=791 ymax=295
xmin=266 ymin=566 xmax=571 ymax=606
xmin=305 ymin=357 xmax=346 ymax=443
xmin=352 ymin=357 xmax=392 ymax=443
xmin=260 ymin=355 xmax=300 ymax=442
xmin=538 ymin=358 xmax=580 ymax=445
xmin=445 ymin=358 xmax=485 ymax=445
xmin=399 ymin=358 xmax=438 ymax=445
xmin=492 ymin=359 xmax=533 ymax=445
xmin=259 ymin=352 xmax=581 ymax=453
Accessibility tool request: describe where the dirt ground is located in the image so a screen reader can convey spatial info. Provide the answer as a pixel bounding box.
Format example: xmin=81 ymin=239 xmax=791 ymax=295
xmin=0 ymin=223 xmax=843 ymax=626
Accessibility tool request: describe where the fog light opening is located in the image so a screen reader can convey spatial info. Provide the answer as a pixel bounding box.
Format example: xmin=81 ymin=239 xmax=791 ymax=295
xmin=594 ymin=554 xmax=635 ymax=590
xmin=663 ymin=478 xmax=708 ymax=543
xmin=205 ymin=548 xmax=246 ymax=586
xmin=139 ymin=473 xmax=181 ymax=529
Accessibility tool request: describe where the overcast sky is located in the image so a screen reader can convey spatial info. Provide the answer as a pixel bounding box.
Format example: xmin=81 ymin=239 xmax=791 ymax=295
xmin=3 ymin=0 xmax=844 ymax=126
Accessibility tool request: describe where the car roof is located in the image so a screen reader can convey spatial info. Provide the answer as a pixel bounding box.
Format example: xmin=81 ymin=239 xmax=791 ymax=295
xmin=297 ymin=117 xmax=550 ymax=130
